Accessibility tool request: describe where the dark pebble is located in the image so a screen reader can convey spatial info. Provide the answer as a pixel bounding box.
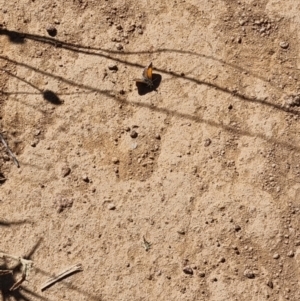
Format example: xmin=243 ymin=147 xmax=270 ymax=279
xmin=183 ymin=266 xmax=193 ymax=275
xmin=108 ymin=64 xmax=118 ymax=71
xmin=267 ymin=279 xmax=273 ymax=289
xmin=204 ymin=138 xmax=211 ymax=147
xmin=234 ymin=225 xmax=241 ymax=231
xmin=130 ymin=130 xmax=138 ymax=138
xmin=46 ymin=25 xmax=57 ymax=37
xmin=244 ymin=269 xmax=255 ymax=279
xmin=61 ymin=166 xmax=71 ymax=177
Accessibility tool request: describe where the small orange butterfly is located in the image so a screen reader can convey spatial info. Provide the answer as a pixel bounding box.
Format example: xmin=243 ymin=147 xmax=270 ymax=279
xmin=133 ymin=62 xmax=154 ymax=88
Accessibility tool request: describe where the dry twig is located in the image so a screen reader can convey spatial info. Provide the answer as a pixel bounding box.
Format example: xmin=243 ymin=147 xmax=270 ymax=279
xmin=41 ymin=263 xmax=83 ymax=291
xmin=0 ymin=133 xmax=19 ymax=167
xmin=0 ymin=252 xmax=33 ymax=290
xmin=142 ymin=236 xmax=151 ymax=251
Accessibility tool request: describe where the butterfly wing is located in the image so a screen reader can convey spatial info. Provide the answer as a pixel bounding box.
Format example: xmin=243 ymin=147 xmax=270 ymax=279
xmin=133 ymin=78 xmax=147 ymax=84
xmin=143 ymin=62 xmax=153 ymax=80
xmin=133 ymin=63 xmax=153 ymax=87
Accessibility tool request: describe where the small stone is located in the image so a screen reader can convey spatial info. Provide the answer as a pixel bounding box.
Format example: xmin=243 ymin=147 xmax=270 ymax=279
xmin=204 ymin=138 xmax=211 ymax=147
xmin=46 ymin=25 xmax=57 ymax=37
xmin=155 ymin=133 xmax=161 ymax=140
xmin=273 ymin=253 xmax=280 ymax=259
xmin=82 ymin=175 xmax=89 ymax=183
xmin=130 ymin=130 xmax=138 ymax=138
xmin=61 ymin=166 xmax=71 ymax=177
xmin=267 ymin=279 xmax=274 ymax=289
xmin=112 ymin=157 xmax=120 ymax=164
xmin=237 ymin=36 xmax=242 ymax=43
xmin=243 ymin=269 xmax=255 ymax=279
xmin=137 ymin=28 xmax=143 ymax=34
xmin=116 ymin=43 xmax=123 ymax=50
xmin=234 ymin=225 xmax=241 ymax=232
xmin=30 ymin=139 xmax=38 ymax=147
xmin=127 ymin=25 xmax=135 ymax=32
xmin=287 ymin=250 xmax=294 ymax=257
xmin=280 ymin=41 xmax=289 ymax=49
xmin=183 ymin=266 xmax=193 ymax=275
xmin=177 ymin=229 xmax=185 ymax=235
xmin=108 ymin=64 xmax=118 ymax=71
xmin=219 ymin=257 xmax=226 ymax=263
xmin=108 ymin=203 xmax=116 ymax=210
xmin=116 ymin=24 xmax=123 ymax=30
xmin=198 ymin=271 xmax=205 ymax=277
xmin=35 ymin=129 xmax=41 ymax=136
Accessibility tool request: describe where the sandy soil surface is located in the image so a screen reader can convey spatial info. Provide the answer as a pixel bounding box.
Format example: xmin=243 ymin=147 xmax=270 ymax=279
xmin=1 ymin=0 xmax=300 ymax=300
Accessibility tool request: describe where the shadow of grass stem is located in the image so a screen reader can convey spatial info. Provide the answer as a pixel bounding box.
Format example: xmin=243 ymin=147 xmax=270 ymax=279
xmin=0 ymin=252 xmax=33 ymax=290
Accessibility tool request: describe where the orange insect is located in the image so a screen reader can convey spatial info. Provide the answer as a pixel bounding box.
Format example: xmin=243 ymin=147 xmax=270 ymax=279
xmin=133 ymin=62 xmax=154 ymax=88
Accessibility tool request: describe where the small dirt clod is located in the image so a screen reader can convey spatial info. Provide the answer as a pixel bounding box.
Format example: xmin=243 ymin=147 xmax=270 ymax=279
xmin=183 ymin=266 xmax=193 ymax=275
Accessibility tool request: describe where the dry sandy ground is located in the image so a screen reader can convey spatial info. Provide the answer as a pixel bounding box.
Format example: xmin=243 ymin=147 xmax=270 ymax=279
xmin=1 ymin=0 xmax=300 ymax=300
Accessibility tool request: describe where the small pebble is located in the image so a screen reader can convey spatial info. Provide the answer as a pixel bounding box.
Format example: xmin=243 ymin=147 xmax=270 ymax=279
xmin=116 ymin=43 xmax=123 ymax=50
xmin=198 ymin=271 xmax=205 ymax=277
xmin=279 ymin=41 xmax=289 ymax=49
xmin=127 ymin=25 xmax=135 ymax=32
xmin=155 ymin=134 xmax=161 ymax=140
xmin=204 ymin=138 xmax=211 ymax=147
xmin=108 ymin=203 xmax=116 ymax=210
xmin=30 ymin=139 xmax=38 ymax=147
xmin=130 ymin=130 xmax=138 ymax=138
xmin=116 ymin=24 xmax=123 ymax=30
xmin=108 ymin=64 xmax=118 ymax=71
xmin=219 ymin=257 xmax=226 ymax=263
xmin=243 ymin=269 xmax=255 ymax=279
xmin=137 ymin=28 xmax=143 ymax=34
xmin=267 ymin=279 xmax=274 ymax=289
xmin=112 ymin=157 xmax=120 ymax=164
xmin=61 ymin=166 xmax=71 ymax=177
xmin=287 ymin=250 xmax=294 ymax=257
xmin=46 ymin=25 xmax=57 ymax=37
xmin=35 ymin=129 xmax=41 ymax=136
xmin=273 ymin=253 xmax=280 ymax=259
xmin=234 ymin=225 xmax=241 ymax=231
xmin=82 ymin=175 xmax=89 ymax=183
xmin=183 ymin=266 xmax=193 ymax=275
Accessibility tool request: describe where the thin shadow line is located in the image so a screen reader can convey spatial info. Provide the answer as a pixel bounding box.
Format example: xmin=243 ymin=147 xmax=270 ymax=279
xmin=0 ymin=68 xmax=62 ymax=105
xmin=0 ymin=239 xmax=42 ymax=301
xmin=0 ymin=219 xmax=29 ymax=227
xmin=0 ymin=28 xmax=292 ymax=93
xmin=0 ymin=55 xmax=296 ymax=115
xmin=130 ymin=99 xmax=300 ymax=152
xmin=21 ymin=287 xmax=54 ymax=301
xmin=1 ymin=91 xmax=94 ymax=96
xmin=0 ymin=55 xmax=299 ymax=152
